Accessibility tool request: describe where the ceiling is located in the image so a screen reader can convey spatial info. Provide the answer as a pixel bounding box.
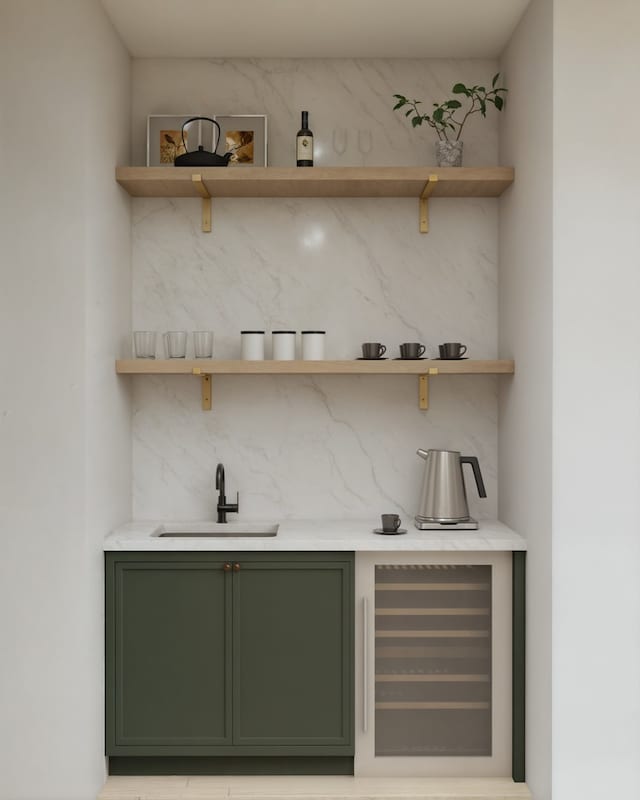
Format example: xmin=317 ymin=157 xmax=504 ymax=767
xmin=100 ymin=0 xmax=531 ymax=59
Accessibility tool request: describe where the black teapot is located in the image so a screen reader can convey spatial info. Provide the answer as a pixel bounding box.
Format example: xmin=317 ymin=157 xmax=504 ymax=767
xmin=174 ymin=117 xmax=232 ymax=167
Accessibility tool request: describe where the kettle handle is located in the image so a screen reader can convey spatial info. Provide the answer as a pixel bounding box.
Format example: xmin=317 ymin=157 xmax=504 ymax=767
xmin=416 ymin=448 xmax=430 ymax=460
xmin=181 ymin=116 xmax=223 ymax=155
xmin=460 ymin=456 xmax=487 ymax=498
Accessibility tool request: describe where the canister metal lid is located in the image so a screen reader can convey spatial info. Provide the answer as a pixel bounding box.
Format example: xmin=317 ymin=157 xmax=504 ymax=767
xmin=240 ymin=330 xmax=265 ymax=334
xmin=272 ymin=330 xmax=296 ymax=334
xmin=301 ymin=330 xmax=326 ymax=334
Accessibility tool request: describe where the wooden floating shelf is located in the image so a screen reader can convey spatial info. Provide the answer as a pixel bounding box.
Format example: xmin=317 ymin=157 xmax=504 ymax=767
xmin=116 ymin=166 xmax=514 ymax=198
xmin=116 ymin=359 xmax=514 ymax=412
xmin=115 ymin=165 xmax=514 ymax=233
xmin=116 ymin=359 xmax=514 ymax=375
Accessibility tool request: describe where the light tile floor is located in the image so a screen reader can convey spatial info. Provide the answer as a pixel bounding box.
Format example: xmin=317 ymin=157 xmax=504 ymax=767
xmin=99 ymin=776 xmax=532 ymax=800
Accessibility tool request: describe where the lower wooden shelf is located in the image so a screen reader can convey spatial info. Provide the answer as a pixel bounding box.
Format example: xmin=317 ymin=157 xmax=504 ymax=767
xmin=115 ymin=359 xmax=514 ymax=411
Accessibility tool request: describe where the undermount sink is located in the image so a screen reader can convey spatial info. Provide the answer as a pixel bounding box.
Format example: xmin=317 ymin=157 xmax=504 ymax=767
xmin=156 ymin=521 xmax=279 ymax=538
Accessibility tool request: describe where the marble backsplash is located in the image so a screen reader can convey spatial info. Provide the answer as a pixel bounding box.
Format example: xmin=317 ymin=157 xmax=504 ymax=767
xmin=130 ymin=58 xmax=500 ymax=522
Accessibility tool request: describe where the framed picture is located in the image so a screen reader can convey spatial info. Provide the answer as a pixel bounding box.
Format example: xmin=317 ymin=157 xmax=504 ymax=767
xmin=146 ymin=115 xmax=214 ymax=167
xmin=215 ymin=115 xmax=268 ymax=167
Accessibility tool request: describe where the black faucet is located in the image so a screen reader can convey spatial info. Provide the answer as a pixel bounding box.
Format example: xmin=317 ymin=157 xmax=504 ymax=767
xmin=215 ymin=463 xmax=239 ymax=523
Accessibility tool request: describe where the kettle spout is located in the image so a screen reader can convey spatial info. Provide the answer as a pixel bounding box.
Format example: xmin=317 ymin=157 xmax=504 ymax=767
xmin=417 ymin=448 xmax=430 ymax=460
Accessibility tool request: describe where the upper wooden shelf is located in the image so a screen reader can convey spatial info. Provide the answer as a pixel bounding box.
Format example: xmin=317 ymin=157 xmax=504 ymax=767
xmin=115 ymin=166 xmax=514 ymax=199
xmin=116 ymin=359 xmax=514 ymax=375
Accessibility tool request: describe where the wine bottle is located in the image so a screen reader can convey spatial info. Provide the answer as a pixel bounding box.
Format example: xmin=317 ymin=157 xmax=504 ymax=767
xmin=296 ymin=111 xmax=314 ymax=167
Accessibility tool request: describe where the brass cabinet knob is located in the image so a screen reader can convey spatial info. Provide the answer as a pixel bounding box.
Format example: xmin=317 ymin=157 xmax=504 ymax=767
xmin=223 ymin=562 xmax=232 ymax=572
xmin=233 ymin=562 xmax=241 ymax=572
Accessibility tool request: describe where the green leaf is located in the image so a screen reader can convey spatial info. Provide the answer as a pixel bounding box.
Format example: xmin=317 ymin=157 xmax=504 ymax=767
xmin=494 ymin=95 xmax=504 ymax=111
xmin=492 ymin=72 xmax=500 ymax=87
xmin=393 ymin=100 xmax=405 ymax=110
xmin=411 ymin=116 xmax=422 ymax=128
xmin=432 ymin=107 xmax=444 ymax=122
xmin=445 ymin=99 xmax=462 ymax=109
xmin=452 ymin=83 xmax=468 ymax=94
xmin=477 ymin=86 xmax=485 ymax=93
xmin=405 ymin=108 xmax=413 ymax=117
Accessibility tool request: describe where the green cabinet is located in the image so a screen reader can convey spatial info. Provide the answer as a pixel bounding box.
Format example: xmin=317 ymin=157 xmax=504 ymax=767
xmin=105 ymin=552 xmax=354 ymax=760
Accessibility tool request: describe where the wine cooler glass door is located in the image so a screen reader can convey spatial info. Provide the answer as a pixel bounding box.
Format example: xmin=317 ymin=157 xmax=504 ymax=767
xmin=354 ymin=551 xmax=512 ymax=777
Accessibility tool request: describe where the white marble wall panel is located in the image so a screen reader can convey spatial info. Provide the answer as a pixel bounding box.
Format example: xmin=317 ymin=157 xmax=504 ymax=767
xmin=132 ymin=58 xmax=500 ymax=167
xmin=131 ymin=59 xmax=500 ymax=522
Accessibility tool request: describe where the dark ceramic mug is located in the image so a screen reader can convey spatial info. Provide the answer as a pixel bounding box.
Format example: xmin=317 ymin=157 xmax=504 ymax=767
xmin=381 ymin=513 xmax=402 ymax=532
xmin=439 ymin=342 xmax=467 ymax=359
xmin=362 ymin=342 xmax=386 ymax=359
xmin=399 ymin=342 xmax=426 ymax=359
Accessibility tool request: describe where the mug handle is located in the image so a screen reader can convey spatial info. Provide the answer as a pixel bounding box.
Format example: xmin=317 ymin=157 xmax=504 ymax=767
xmin=394 ymin=516 xmax=402 ymax=530
xmin=418 ymin=344 xmax=426 ymax=357
xmin=379 ymin=345 xmax=387 ymax=357
xmin=459 ymin=344 xmax=467 ymax=356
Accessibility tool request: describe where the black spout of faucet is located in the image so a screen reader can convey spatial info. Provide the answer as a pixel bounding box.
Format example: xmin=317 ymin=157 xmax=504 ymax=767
xmin=215 ymin=463 xmax=239 ymax=523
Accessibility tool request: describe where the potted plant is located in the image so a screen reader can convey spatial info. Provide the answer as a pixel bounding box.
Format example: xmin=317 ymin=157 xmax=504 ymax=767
xmin=393 ymin=74 xmax=507 ymax=166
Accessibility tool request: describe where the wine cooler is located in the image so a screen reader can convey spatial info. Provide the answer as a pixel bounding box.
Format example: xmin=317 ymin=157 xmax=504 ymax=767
xmin=355 ymin=552 xmax=513 ymax=777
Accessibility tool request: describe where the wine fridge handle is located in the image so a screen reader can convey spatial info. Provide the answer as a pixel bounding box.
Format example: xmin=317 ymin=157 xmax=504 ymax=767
xmin=362 ymin=595 xmax=369 ymax=733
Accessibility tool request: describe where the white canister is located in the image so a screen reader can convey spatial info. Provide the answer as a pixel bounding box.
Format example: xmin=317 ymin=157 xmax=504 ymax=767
xmin=272 ymin=330 xmax=296 ymax=360
xmin=241 ymin=330 xmax=265 ymax=360
xmin=301 ymin=330 xmax=326 ymax=360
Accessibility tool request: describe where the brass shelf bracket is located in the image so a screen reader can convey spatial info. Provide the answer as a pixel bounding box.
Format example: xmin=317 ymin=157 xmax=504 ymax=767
xmin=192 ymin=367 xmax=212 ymax=410
xmin=419 ymin=174 xmax=439 ymax=234
xmin=192 ymin=174 xmax=212 ymax=233
xmin=418 ymin=367 xmax=439 ymax=410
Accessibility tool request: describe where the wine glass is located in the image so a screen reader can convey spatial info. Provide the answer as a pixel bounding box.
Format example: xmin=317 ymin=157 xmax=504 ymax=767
xmin=332 ymin=128 xmax=348 ymax=161
xmin=357 ymin=129 xmax=372 ymax=165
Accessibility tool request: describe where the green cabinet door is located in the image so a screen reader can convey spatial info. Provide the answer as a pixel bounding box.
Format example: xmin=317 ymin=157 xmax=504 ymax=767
xmin=106 ymin=553 xmax=232 ymax=754
xmin=232 ymin=557 xmax=353 ymax=750
xmin=106 ymin=551 xmax=354 ymax=759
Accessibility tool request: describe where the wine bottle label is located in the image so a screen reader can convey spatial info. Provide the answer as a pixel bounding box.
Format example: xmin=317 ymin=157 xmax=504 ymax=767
xmin=296 ymin=135 xmax=313 ymax=161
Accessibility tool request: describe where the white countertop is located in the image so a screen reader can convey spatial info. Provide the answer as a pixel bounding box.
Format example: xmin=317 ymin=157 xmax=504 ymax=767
xmin=105 ymin=519 xmax=526 ymax=552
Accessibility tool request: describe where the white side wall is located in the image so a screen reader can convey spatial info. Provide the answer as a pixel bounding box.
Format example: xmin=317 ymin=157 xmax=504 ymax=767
xmin=0 ymin=3 xmax=131 ymax=799
xmin=498 ymin=1 xmax=553 ymax=798
xmin=553 ymin=1 xmax=640 ymax=797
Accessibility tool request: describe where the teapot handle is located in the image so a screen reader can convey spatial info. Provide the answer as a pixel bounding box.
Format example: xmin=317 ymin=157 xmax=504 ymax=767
xmin=180 ymin=116 xmax=223 ymax=155
xmin=460 ymin=456 xmax=487 ymax=498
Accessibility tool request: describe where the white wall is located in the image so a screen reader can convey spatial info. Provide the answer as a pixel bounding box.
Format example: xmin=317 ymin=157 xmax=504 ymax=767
xmin=0 ymin=3 xmax=131 ymax=799
xmin=130 ymin=58 xmax=503 ymax=523
xmin=498 ymin=1 xmax=553 ymax=797
xmin=553 ymin=1 xmax=640 ymax=797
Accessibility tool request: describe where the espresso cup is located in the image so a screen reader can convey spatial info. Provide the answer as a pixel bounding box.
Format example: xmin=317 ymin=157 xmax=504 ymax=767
xmin=439 ymin=342 xmax=467 ymax=359
xmin=381 ymin=513 xmax=402 ymax=532
xmin=399 ymin=342 xmax=426 ymax=359
xmin=362 ymin=342 xmax=386 ymax=359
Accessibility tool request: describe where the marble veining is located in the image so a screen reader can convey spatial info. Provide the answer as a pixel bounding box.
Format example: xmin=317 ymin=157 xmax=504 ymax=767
xmin=130 ymin=59 xmax=501 ymax=521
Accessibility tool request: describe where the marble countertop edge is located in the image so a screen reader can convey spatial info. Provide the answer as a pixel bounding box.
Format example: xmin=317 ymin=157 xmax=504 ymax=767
xmin=104 ymin=519 xmax=526 ymax=552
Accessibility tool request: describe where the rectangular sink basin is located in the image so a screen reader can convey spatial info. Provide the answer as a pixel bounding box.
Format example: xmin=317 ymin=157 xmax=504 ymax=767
xmin=156 ymin=522 xmax=279 ymax=538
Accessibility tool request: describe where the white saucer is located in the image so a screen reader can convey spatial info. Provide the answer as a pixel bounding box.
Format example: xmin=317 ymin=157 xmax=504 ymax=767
xmin=373 ymin=527 xmax=408 ymax=535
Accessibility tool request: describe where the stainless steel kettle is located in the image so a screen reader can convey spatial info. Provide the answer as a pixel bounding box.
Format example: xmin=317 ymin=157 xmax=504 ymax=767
xmin=416 ymin=449 xmax=487 ymax=523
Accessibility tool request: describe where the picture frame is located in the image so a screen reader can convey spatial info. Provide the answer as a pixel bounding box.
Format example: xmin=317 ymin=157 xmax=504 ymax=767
xmin=215 ymin=115 xmax=268 ymax=167
xmin=146 ymin=115 xmax=213 ymax=167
